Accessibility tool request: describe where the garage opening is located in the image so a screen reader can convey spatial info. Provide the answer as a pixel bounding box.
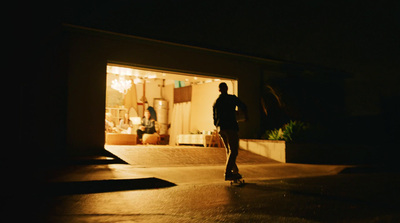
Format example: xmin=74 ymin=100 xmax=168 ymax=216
xmin=105 ymin=63 xmax=238 ymax=147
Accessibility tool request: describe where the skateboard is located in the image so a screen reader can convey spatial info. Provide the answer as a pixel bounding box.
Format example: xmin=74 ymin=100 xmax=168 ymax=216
xmin=229 ymin=178 xmax=245 ymax=186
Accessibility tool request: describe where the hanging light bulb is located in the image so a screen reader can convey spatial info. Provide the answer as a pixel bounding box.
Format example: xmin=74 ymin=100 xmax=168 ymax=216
xmin=111 ymin=76 xmax=132 ymax=95
xmin=134 ymin=77 xmax=142 ymax=84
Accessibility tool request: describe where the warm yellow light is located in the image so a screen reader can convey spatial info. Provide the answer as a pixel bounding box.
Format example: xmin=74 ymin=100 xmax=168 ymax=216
xmin=134 ymin=78 xmax=142 ymax=84
xmin=147 ymin=74 xmax=157 ymax=79
xmin=111 ymin=77 xmax=132 ymax=95
xmin=107 ymin=65 xmax=134 ymax=76
xmin=130 ymin=117 xmax=142 ymax=125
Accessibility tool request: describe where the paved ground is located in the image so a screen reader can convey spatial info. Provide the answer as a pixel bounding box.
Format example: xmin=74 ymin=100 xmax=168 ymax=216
xmin=104 ymin=145 xmax=279 ymax=167
xmin=5 ymin=145 xmax=400 ymax=222
xmin=40 ymin=174 xmax=400 ymax=223
xmin=104 ymin=145 xmax=348 ymax=185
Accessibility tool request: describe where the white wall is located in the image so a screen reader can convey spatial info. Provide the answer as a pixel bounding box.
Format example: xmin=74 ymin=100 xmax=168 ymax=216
xmin=164 ymin=83 xmax=174 ymax=130
xmin=190 ymin=81 xmax=236 ymax=133
xmin=135 ymin=79 xmax=237 ymax=134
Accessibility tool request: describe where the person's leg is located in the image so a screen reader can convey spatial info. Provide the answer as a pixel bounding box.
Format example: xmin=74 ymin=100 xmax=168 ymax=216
xmin=219 ymin=130 xmax=229 ymax=155
xmin=226 ymin=129 xmax=239 ymax=174
xmin=137 ymin=129 xmax=144 ymax=143
xmin=221 ymin=129 xmax=240 ymax=177
xmin=220 ymin=130 xmax=232 ymax=177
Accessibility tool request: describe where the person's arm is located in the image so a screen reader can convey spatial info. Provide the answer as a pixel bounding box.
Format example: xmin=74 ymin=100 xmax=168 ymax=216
xmin=236 ymin=97 xmax=248 ymax=121
xmin=213 ymin=102 xmax=219 ymax=126
xmin=139 ymin=118 xmax=146 ymax=131
xmin=146 ymin=119 xmax=156 ymax=133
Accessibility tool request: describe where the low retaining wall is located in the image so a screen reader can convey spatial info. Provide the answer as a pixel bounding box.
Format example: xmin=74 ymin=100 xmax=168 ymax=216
xmin=239 ymin=139 xmax=286 ymax=163
xmin=240 ymin=139 xmax=392 ymax=164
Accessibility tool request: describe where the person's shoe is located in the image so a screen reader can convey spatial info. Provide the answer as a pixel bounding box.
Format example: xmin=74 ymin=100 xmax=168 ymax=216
xmin=232 ymin=173 xmax=242 ymax=180
xmin=225 ymin=172 xmax=242 ymax=181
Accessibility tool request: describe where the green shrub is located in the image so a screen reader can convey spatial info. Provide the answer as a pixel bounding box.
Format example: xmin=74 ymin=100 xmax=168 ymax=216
xmin=266 ymin=128 xmax=284 ymax=140
xmin=264 ymin=120 xmax=309 ymax=142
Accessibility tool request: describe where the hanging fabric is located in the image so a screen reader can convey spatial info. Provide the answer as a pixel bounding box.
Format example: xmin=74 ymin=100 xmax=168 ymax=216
xmin=169 ymin=102 xmax=191 ymax=145
xmin=124 ymin=83 xmax=138 ymax=111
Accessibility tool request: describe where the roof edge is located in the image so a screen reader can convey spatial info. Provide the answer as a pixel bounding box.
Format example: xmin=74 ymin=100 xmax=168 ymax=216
xmin=63 ymin=23 xmax=282 ymax=64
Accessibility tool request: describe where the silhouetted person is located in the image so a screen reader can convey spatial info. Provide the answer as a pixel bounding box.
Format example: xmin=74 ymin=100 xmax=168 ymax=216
xmin=137 ymin=109 xmax=156 ymax=143
xmin=213 ymin=82 xmax=248 ymax=180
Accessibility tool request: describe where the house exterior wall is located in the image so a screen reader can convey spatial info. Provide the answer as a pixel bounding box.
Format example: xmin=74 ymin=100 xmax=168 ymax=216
xmin=64 ymin=25 xmax=282 ymax=155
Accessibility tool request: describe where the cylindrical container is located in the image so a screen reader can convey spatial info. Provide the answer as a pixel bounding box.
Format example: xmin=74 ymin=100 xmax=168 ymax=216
xmin=154 ymin=98 xmax=169 ymax=135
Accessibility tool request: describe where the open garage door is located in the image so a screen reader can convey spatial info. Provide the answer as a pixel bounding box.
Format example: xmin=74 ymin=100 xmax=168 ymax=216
xmin=105 ymin=63 xmax=238 ymax=147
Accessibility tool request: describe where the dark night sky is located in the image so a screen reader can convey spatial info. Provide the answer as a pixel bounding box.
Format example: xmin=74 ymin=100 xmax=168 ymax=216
xmin=23 ymin=1 xmax=400 ymax=80
xmin=12 ymin=1 xmax=400 ymax=152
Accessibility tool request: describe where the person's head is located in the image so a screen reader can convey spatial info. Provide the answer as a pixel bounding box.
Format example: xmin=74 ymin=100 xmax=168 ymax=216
xmin=219 ymin=82 xmax=228 ymax=94
xmin=144 ymin=109 xmax=151 ymax=119
xmin=124 ymin=113 xmax=129 ymax=123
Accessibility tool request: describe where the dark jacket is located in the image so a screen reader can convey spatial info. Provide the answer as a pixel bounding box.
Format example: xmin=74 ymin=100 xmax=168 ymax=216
xmin=213 ymin=93 xmax=247 ymax=131
xmin=141 ymin=118 xmax=156 ymax=134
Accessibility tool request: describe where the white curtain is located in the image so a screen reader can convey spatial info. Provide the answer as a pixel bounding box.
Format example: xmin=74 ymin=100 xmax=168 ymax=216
xmin=169 ymin=102 xmax=191 ymax=145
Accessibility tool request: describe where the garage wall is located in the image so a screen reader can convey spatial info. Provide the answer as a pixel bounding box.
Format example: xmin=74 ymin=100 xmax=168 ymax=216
xmin=65 ymin=25 xmax=280 ymax=155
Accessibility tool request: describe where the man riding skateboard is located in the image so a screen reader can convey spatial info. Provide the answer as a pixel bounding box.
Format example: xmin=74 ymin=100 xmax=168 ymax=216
xmin=213 ymin=82 xmax=248 ymax=181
